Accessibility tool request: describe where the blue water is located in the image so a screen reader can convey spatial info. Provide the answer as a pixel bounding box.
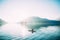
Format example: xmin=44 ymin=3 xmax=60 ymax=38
xmin=0 ymin=25 xmax=60 ymax=40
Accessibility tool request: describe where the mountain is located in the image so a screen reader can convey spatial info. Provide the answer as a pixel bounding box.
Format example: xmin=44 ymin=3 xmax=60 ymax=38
xmin=20 ymin=16 xmax=60 ymax=29
xmin=0 ymin=19 xmax=6 ymax=27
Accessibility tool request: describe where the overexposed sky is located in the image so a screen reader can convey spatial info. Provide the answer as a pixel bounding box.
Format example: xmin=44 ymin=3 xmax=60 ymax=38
xmin=0 ymin=0 xmax=60 ymax=23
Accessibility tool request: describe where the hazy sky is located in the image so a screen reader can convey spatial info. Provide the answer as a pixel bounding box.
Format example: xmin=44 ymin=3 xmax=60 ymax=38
xmin=0 ymin=0 xmax=60 ymax=23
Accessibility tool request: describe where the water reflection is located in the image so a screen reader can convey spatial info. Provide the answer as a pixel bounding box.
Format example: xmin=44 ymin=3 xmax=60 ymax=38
xmin=0 ymin=24 xmax=60 ymax=40
xmin=0 ymin=23 xmax=31 ymax=40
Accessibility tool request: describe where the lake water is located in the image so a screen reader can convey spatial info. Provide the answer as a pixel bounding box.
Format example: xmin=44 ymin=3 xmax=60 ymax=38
xmin=0 ymin=23 xmax=60 ymax=40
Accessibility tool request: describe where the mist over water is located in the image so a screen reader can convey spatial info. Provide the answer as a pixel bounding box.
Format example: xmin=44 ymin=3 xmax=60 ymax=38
xmin=0 ymin=24 xmax=60 ymax=40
